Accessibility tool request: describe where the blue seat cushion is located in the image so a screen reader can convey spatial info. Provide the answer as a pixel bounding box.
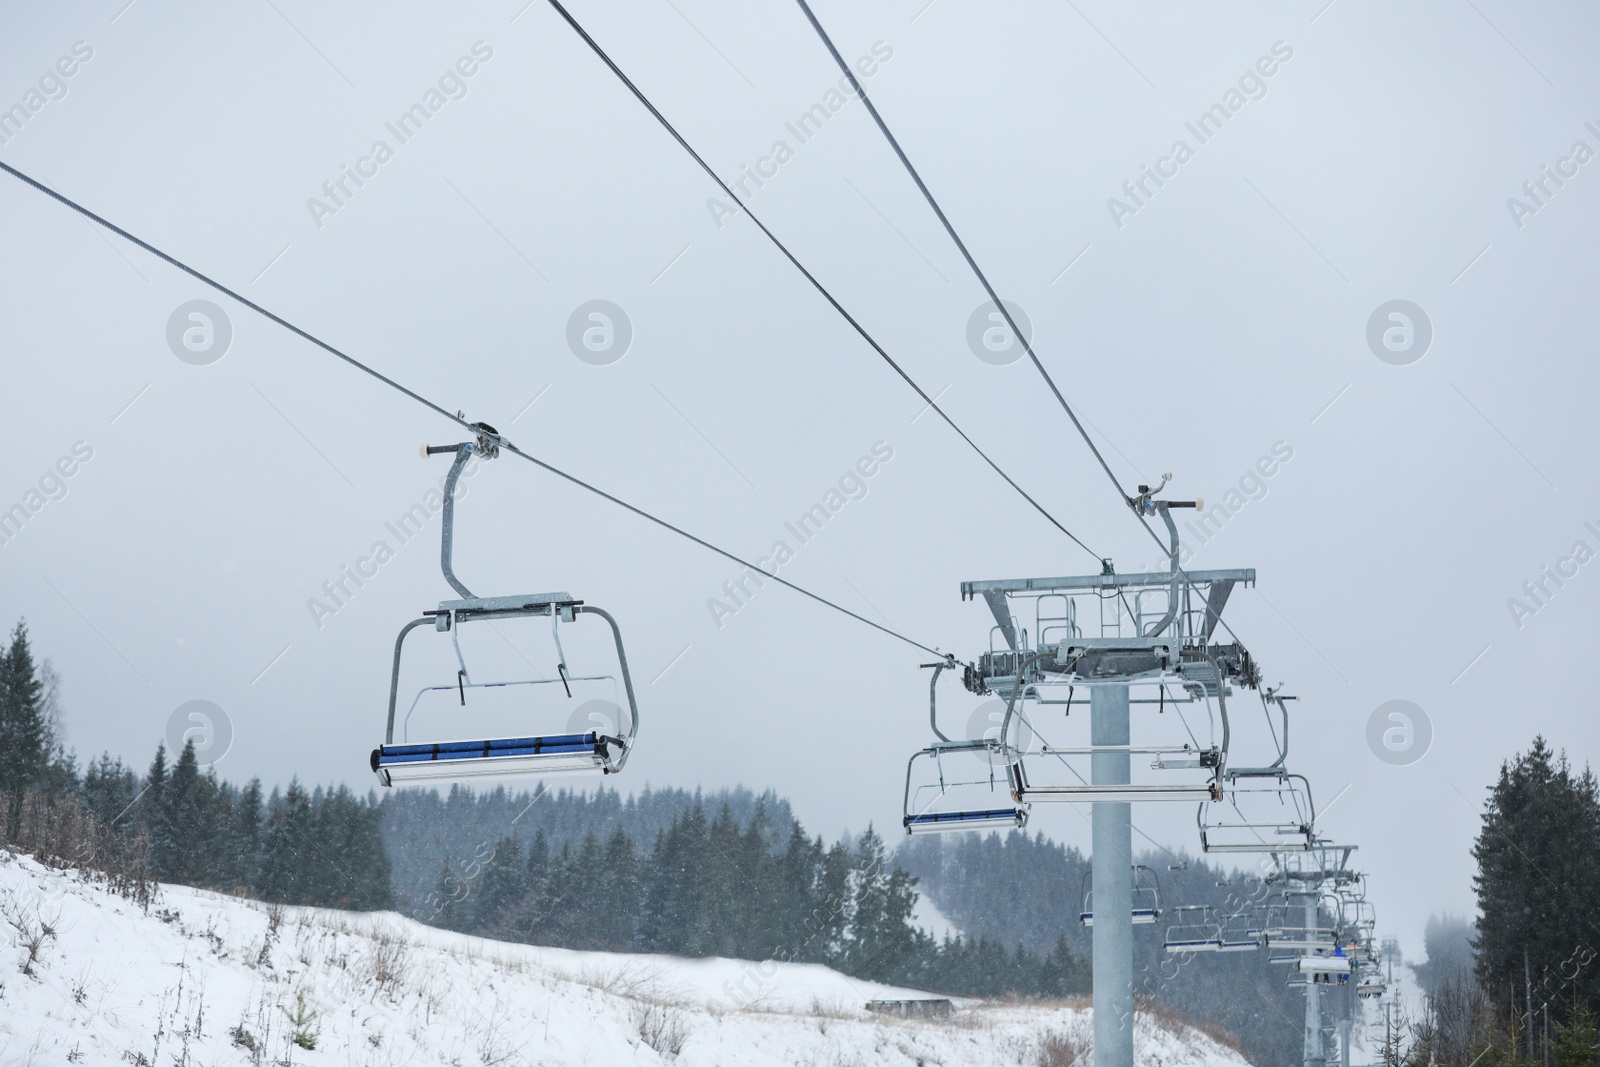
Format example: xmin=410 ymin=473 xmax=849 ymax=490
xmin=374 ymin=733 xmax=601 ymax=767
xmin=905 ymin=808 xmax=1018 ymax=826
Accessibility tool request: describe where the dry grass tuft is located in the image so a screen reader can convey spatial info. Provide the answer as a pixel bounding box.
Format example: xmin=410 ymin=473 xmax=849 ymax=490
xmin=1137 ymin=996 xmax=1246 ymax=1054
xmin=632 ymin=1000 xmax=690 ymax=1057
xmin=1035 ymin=1027 xmax=1088 ymax=1067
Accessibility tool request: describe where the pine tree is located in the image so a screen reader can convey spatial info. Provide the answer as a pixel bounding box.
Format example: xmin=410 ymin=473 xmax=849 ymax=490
xmin=228 ymin=780 xmax=263 ymax=892
xmin=698 ymin=804 xmax=745 ymax=957
xmin=0 ymin=620 xmax=47 ymax=797
xmin=773 ymin=822 xmax=821 ymax=960
xmin=472 ymin=835 xmax=526 ymax=933
xmin=347 ymin=789 xmax=393 ymax=911
xmin=1473 ymin=737 xmax=1600 ymax=1023
xmin=812 ymin=839 xmax=852 ymax=965
xmin=738 ymin=804 xmax=787 ymax=959
xmin=259 ymin=781 xmax=315 ymax=903
xmin=1040 ymin=934 xmax=1088 ymax=996
xmin=82 ymin=753 xmax=138 ymax=833
xmin=1418 ymin=914 xmax=1477 ymax=997
xmin=524 ymin=827 xmax=551 ymax=913
xmin=596 ymin=827 xmax=640 ymax=951
xmin=142 ymin=744 xmax=174 ymax=876
xmin=844 ymin=827 xmax=888 ymax=975
xmin=1553 ymin=1000 xmax=1600 ymax=1067
xmin=640 ymin=806 xmax=708 ymax=954
xmin=557 ymin=831 xmax=606 ymax=949
xmin=159 ymin=739 xmax=205 ymax=882
xmin=432 ymin=855 xmax=468 ymax=929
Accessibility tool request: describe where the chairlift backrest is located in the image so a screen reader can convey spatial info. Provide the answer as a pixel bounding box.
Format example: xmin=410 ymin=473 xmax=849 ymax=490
xmin=1079 ymin=865 xmax=1163 ymax=927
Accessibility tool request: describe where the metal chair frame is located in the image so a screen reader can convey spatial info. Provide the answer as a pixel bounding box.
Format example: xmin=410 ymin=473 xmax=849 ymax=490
xmin=372 ymin=433 xmax=639 ymax=786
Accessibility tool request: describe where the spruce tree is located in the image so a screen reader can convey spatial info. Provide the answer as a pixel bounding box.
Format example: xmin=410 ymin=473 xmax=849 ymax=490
xmin=228 ymin=780 xmax=263 ymax=893
xmin=699 ymin=805 xmax=745 ymax=957
xmin=640 ymin=807 xmax=708 ymax=954
xmin=259 ymin=781 xmax=315 ymax=903
xmin=472 ymin=834 xmax=526 ymax=933
xmin=773 ymin=822 xmax=821 ymax=960
xmin=0 ymin=620 xmax=47 ymax=796
xmin=159 ymin=740 xmax=205 ymax=882
xmin=142 ymin=744 xmax=174 ymax=876
xmin=348 ymin=789 xmax=394 ymax=911
xmin=554 ymin=831 xmax=606 ymax=949
xmin=82 ymin=753 xmax=138 ymax=833
xmin=844 ymin=827 xmax=928 ymax=982
xmin=431 ymin=855 xmax=468 ymax=929
xmin=597 ymin=827 xmax=640 ymax=951
xmin=1473 ymin=737 xmax=1600 ymax=1022
xmin=812 ymin=839 xmax=852 ymax=965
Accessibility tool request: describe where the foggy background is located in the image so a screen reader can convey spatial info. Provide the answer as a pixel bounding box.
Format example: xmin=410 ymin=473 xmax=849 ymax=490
xmin=2 ymin=0 xmax=1596 ymax=961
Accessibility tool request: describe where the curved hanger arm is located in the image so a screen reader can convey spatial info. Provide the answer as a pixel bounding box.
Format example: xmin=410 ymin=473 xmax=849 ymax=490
xmin=1145 ymin=503 xmax=1182 ymax=638
xmin=999 ymin=651 xmax=1047 ymax=755
xmin=1198 ymin=649 xmax=1231 ymax=791
xmin=436 ymin=444 xmax=475 ymax=599
xmin=929 ymin=659 xmax=951 ymax=742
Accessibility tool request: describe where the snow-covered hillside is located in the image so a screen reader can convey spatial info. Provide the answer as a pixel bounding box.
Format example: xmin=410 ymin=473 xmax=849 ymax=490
xmin=0 ymin=852 xmax=1252 ymax=1067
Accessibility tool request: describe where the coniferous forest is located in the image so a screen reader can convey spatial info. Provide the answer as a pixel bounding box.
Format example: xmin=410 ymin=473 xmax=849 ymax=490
xmin=7 ymin=618 xmax=1600 ymax=1066
xmin=384 ymin=784 xmax=1084 ymax=998
xmin=0 ymin=619 xmax=1084 ymax=1002
xmin=2 ymin=622 xmax=392 ymax=910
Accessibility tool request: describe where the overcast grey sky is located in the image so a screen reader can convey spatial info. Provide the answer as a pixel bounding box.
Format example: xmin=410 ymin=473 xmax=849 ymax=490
xmin=3 ymin=0 xmax=1597 ymax=959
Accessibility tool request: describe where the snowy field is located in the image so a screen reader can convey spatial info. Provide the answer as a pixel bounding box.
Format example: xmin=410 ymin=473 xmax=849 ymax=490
xmin=0 ymin=852 xmax=1252 ymax=1067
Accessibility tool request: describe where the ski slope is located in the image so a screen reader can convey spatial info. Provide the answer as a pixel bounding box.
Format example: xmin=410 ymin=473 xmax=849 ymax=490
xmin=0 ymin=852 xmax=1253 ymax=1066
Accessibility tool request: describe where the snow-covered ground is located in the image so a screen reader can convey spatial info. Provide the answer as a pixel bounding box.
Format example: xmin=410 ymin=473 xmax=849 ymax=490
xmin=0 ymin=852 xmax=1253 ymax=1067
xmin=911 ymin=893 xmax=961 ymax=942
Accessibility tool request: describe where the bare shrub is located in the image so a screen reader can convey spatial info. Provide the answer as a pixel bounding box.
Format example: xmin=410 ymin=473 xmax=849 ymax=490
xmin=468 ymin=1008 xmax=528 ymax=1065
xmin=632 ymin=1001 xmax=690 ymax=1057
xmin=366 ymin=932 xmax=409 ymax=990
xmin=563 ymin=960 xmax=664 ymax=1000
xmin=1137 ymin=996 xmax=1245 ymax=1055
xmin=0 ymin=889 xmax=59 ymax=975
xmin=255 ymin=904 xmax=284 ymax=967
xmin=808 ymin=997 xmax=854 ymax=1019
xmin=229 ymin=1023 xmax=259 ymax=1053
xmin=1036 ymin=1028 xmax=1088 ymax=1067
xmin=1 ymin=787 xmax=154 ymax=907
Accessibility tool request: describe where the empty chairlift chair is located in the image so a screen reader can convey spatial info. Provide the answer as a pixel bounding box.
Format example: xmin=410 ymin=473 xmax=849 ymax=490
xmin=371 ymin=429 xmax=640 ymax=786
xmin=1163 ymin=905 xmax=1225 ymax=953
xmin=1199 ymin=772 xmax=1316 ymax=854
xmin=902 ymin=661 xmax=1028 ymax=834
xmin=1216 ymin=909 xmax=1263 ymax=952
xmin=1199 ymin=688 xmax=1314 ymax=854
xmin=1079 ymin=865 xmax=1162 ymax=927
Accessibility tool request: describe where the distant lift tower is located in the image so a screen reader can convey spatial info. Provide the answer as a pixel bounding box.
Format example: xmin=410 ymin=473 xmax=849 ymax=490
xmin=960 ymin=489 xmax=1258 ymax=1067
xmin=1266 ymin=845 xmax=1362 ymax=1067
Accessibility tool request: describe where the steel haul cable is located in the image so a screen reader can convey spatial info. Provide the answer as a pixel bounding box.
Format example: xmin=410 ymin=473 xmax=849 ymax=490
xmin=794 ymin=0 xmax=1134 ymax=513
xmin=541 ymin=0 xmax=1103 ymax=563
xmin=0 ymin=157 xmax=944 ymax=658
xmin=791 ymin=0 xmax=1250 ymax=646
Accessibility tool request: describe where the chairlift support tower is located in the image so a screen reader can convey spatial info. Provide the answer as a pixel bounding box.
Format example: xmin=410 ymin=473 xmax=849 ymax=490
xmin=1302 ymin=888 xmax=1323 ymax=1067
xmin=960 ymin=491 xmax=1256 ymax=1067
